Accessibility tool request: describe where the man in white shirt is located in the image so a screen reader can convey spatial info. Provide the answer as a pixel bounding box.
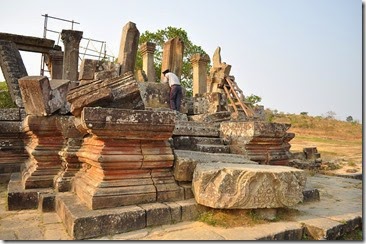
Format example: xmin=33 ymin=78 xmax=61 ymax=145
xmin=162 ymin=69 xmax=183 ymax=112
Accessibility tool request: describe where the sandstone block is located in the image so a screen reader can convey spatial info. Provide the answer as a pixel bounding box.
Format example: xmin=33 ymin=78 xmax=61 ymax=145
xmin=67 ymin=72 xmax=144 ymax=117
xmin=173 ymin=150 xmax=257 ymax=182
xmin=18 ymin=76 xmax=71 ymax=116
xmin=138 ymin=202 xmax=171 ymax=227
xmin=78 ymin=59 xmax=97 ymax=80
xmin=192 ymin=163 xmax=306 ymax=209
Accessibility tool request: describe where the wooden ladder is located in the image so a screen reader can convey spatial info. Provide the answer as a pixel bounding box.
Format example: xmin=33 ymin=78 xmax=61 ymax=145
xmin=220 ymin=77 xmax=255 ymax=118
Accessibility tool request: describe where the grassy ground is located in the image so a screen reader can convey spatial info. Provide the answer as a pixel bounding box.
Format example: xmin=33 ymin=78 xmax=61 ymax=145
xmin=272 ymin=113 xmax=362 ymax=174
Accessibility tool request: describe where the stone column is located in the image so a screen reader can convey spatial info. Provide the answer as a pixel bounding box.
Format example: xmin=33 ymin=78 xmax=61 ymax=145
xmin=61 ymin=30 xmax=83 ymax=81
xmin=117 ymin=21 xmax=140 ymax=76
xmin=140 ymin=42 xmax=156 ymax=82
xmin=161 ymin=38 xmax=184 ymax=81
xmin=45 ymin=50 xmax=64 ymax=79
xmin=73 ymin=107 xmax=184 ymax=210
xmin=53 ymin=116 xmax=85 ymax=192
xmin=0 ymin=40 xmax=28 ymax=107
xmin=21 ymin=115 xmax=65 ymax=189
xmin=190 ymin=53 xmax=210 ymax=96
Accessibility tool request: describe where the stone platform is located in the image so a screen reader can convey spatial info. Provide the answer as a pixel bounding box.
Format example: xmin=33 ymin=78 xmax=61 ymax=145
xmin=55 ymin=192 xmax=208 ymax=240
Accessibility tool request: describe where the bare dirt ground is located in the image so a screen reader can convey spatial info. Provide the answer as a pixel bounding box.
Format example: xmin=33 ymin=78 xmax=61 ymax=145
xmin=289 ymin=127 xmax=362 ymax=176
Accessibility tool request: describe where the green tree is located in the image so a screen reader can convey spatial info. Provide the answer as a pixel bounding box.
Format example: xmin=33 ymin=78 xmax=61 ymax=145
xmin=346 ymin=116 xmax=353 ymax=122
xmin=245 ymin=94 xmax=262 ymax=106
xmin=136 ymin=27 xmax=208 ymax=97
xmin=0 ymin=82 xmax=16 ymax=108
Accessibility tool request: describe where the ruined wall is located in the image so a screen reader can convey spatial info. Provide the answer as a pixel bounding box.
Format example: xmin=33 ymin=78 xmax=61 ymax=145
xmin=0 ymin=108 xmax=27 ymax=183
xmin=220 ymin=121 xmax=294 ymax=165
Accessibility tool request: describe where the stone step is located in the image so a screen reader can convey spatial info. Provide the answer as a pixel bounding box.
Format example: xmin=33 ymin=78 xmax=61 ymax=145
xmin=56 ymin=193 xmax=208 ymax=240
xmin=173 ymin=150 xmax=258 ymax=182
xmin=173 ymin=121 xmax=220 ymax=137
xmin=172 ymin=136 xmax=223 ymax=151
xmin=196 ymin=144 xmax=231 ymax=154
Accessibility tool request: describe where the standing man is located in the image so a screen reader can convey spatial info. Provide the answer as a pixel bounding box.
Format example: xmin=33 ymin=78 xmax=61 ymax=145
xmin=162 ymin=69 xmax=183 ymax=112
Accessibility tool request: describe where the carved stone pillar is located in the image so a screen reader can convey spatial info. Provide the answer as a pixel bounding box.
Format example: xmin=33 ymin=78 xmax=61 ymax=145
xmin=161 ymin=38 xmax=184 ymax=81
xmin=21 ymin=115 xmax=65 ymax=189
xmin=190 ymin=53 xmax=210 ymax=96
xmin=117 ymin=21 xmax=140 ymax=76
xmin=140 ymin=42 xmax=156 ymax=82
xmin=45 ymin=50 xmax=64 ymax=79
xmin=53 ymin=116 xmax=85 ymax=192
xmin=61 ymin=30 xmax=83 ymax=81
xmin=73 ymin=107 xmax=184 ymax=210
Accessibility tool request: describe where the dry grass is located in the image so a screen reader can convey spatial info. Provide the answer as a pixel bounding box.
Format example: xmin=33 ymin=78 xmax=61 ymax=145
xmin=272 ymin=114 xmax=362 ymax=174
xmin=198 ymin=208 xmax=301 ymax=228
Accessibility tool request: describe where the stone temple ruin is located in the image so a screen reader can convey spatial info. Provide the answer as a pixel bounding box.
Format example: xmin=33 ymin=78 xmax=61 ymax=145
xmin=0 ymin=21 xmax=317 ymax=240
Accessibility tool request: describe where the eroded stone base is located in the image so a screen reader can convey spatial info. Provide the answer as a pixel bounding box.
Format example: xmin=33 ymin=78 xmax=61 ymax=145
xmin=56 ymin=192 xmax=208 ymax=240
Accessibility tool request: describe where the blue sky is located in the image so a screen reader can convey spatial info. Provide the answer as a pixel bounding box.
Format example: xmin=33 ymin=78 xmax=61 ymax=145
xmin=0 ymin=0 xmax=362 ymax=122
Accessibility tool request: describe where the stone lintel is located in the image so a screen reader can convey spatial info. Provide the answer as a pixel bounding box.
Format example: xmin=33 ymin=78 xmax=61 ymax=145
xmin=0 ymin=32 xmax=56 ymax=53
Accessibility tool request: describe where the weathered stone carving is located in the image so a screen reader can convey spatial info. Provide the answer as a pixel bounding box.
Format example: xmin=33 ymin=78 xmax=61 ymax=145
xmin=54 ymin=116 xmax=85 ymax=192
xmin=161 ymin=37 xmax=184 ymax=81
xmin=94 ymin=60 xmax=121 ymax=80
xmin=207 ymin=47 xmax=231 ymax=93
xmin=73 ymin=107 xmax=184 ymax=209
xmin=61 ymin=30 xmax=83 ymax=81
xmin=0 ymin=40 xmax=28 ymax=107
xmin=67 ymin=71 xmax=144 ymax=117
xmin=21 ymin=115 xmax=65 ymax=189
xmin=220 ymin=121 xmax=294 ymax=165
xmin=192 ymin=163 xmax=306 ymax=209
xmin=18 ymin=76 xmax=71 ymax=116
xmin=117 ymin=21 xmax=140 ymax=75
xmin=192 ymin=92 xmax=227 ymax=114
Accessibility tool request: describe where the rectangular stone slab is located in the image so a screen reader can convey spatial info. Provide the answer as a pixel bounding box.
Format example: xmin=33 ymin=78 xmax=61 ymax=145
xmin=192 ymin=163 xmax=306 ymax=209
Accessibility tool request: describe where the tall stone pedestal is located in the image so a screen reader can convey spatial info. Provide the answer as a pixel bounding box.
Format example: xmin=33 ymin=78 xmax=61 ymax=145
xmin=73 ymin=107 xmax=184 ymax=210
xmin=21 ymin=115 xmax=64 ymax=189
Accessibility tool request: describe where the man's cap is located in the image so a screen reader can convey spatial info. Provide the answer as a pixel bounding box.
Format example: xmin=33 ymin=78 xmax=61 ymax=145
xmin=162 ymin=69 xmax=170 ymax=74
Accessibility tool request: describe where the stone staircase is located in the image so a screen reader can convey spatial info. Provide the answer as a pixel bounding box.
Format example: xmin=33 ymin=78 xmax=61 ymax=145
xmin=172 ymin=121 xmax=230 ymax=154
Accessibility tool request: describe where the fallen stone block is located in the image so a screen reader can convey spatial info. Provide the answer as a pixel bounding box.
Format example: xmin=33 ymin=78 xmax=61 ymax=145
xmin=192 ymin=163 xmax=306 ymax=209
xmin=18 ymin=76 xmax=71 ymax=116
xmin=67 ymin=72 xmax=144 ymax=117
